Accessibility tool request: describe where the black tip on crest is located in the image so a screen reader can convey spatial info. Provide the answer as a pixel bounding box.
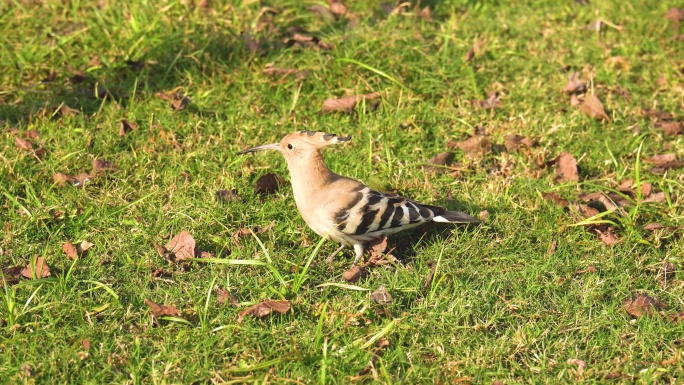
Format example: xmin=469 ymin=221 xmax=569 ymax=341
xmin=322 ymin=133 xmax=336 ymax=140
xmin=337 ymin=136 xmax=351 ymax=142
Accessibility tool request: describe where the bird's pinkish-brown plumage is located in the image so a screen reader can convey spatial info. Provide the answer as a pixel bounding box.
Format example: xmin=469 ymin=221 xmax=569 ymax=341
xmin=238 ymin=131 xmax=479 ymax=265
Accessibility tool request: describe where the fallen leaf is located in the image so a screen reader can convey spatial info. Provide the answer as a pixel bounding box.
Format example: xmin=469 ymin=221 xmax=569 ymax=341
xmin=656 ymin=121 xmax=682 ymax=136
xmin=563 ymin=72 xmax=586 ymax=94
xmin=665 ymin=7 xmax=684 ymax=27
xmin=62 ymin=241 xmax=78 ymax=260
xmin=570 ymin=94 xmax=581 ymax=107
xmin=370 ymin=285 xmax=393 ymax=306
xmin=322 ymin=93 xmax=381 ymax=113
xmin=215 ymin=189 xmax=242 ymax=203
xmin=473 ymin=92 xmax=499 ymax=109
xmin=580 ymin=94 xmax=609 ymax=120
xmin=72 ymin=173 xmax=92 ymax=187
xmin=449 ymin=135 xmax=491 ymax=158
xmin=423 ymin=152 xmax=455 ymax=173
xmin=144 ymin=298 xmax=182 ymax=318
xmin=504 ymin=134 xmax=537 ymax=151
xmin=418 ymin=6 xmax=432 ymax=21
xmin=263 ymin=64 xmax=305 ymax=79
xmin=568 ymin=203 xmax=600 ymax=219
xmin=58 ymin=104 xmax=80 ymax=117
xmin=574 ymin=265 xmax=597 ymax=274
xmin=237 ymin=300 xmax=290 ymax=323
xmin=15 ymin=137 xmax=33 ymax=150
xmin=542 ymin=192 xmax=569 ymax=207
xmin=642 ymin=108 xmax=673 ymax=121
xmin=80 ymin=241 xmax=94 ymax=255
xmin=21 ymin=256 xmax=51 ymax=279
xmin=327 ymin=0 xmax=346 ymax=15
xmin=366 ymin=235 xmax=388 ymax=259
xmin=284 ymin=32 xmax=333 ymax=50
xmin=478 ymin=210 xmax=489 ymax=221
xmin=233 ymin=220 xmax=276 ymax=241
xmin=640 ymin=182 xmax=652 ymax=197
xmin=623 ymin=293 xmax=666 ymax=318
xmin=567 ymin=358 xmax=587 ymax=369
xmin=216 ymin=286 xmax=239 ymax=307
xmin=342 ymin=265 xmax=365 ymax=283
xmin=308 ymin=4 xmax=335 ymax=22
xmin=555 ymin=151 xmax=579 ymax=182
xmin=255 ymin=173 xmax=284 ymax=196
xmin=598 ymin=228 xmax=619 ymax=245
xmin=92 ymin=159 xmax=117 ymax=174
xmin=157 ymin=91 xmax=191 ymax=111
xmin=464 ymin=47 xmax=475 ymax=62
xmin=119 ymin=119 xmax=138 ymax=137
xmin=643 ymin=192 xmax=666 ymax=203
xmin=644 ymin=154 xmax=676 ymax=165
xmin=643 ymin=222 xmax=665 ymax=231
xmin=82 ymin=339 xmax=90 ymax=350
xmin=164 ymin=231 xmax=196 ymax=261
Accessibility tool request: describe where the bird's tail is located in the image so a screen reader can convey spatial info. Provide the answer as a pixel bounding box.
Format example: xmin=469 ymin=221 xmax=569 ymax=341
xmin=433 ymin=210 xmax=480 ymax=224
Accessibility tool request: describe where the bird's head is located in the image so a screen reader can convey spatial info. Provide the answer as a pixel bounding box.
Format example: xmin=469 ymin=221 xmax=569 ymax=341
xmin=238 ymin=130 xmax=350 ymax=161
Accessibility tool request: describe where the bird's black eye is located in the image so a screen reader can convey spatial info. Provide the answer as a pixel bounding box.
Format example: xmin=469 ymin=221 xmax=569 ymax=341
xmin=287 ymin=144 xmax=294 ymax=150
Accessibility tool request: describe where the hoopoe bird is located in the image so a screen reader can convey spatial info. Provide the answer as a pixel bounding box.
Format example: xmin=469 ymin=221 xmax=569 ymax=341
xmin=238 ymin=131 xmax=480 ymax=265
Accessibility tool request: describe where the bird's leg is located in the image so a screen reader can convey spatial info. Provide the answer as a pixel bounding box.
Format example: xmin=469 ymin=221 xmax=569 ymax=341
xmin=352 ymin=243 xmax=365 ymax=265
xmin=325 ymin=244 xmax=346 ymax=264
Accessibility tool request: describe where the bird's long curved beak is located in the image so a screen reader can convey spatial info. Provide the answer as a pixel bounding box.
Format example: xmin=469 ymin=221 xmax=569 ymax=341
xmin=237 ymin=143 xmax=281 ymax=155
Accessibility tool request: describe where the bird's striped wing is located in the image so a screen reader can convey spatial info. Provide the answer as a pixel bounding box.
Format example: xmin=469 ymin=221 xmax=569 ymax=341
xmin=333 ymin=187 xmax=441 ymax=238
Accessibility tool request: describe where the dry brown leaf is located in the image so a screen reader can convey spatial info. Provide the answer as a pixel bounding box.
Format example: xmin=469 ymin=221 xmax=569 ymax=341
xmin=644 ymin=154 xmax=676 ymax=165
xmin=665 ymin=8 xmax=684 ymax=25
xmin=21 ymin=256 xmax=51 ymax=279
xmin=366 ymin=235 xmax=388 ymax=259
xmin=370 ymin=285 xmax=393 ymax=306
xmin=643 ymin=192 xmax=666 ymax=203
xmin=356 ymin=338 xmax=391 ymax=377
xmin=263 ymin=64 xmax=305 ymax=79
xmin=58 ymin=104 xmax=80 ymax=117
xmin=119 ymin=119 xmax=138 ymax=137
xmin=473 ymin=92 xmax=499 ymax=109
xmin=237 ymin=300 xmax=290 ymax=323
xmin=157 ymin=91 xmax=190 ymax=111
xmin=642 ymin=108 xmax=673 ymax=121
xmin=640 ymin=182 xmax=653 ymax=197
xmin=503 ymin=134 xmax=537 ymax=151
xmin=542 ymin=192 xmax=569 ymax=207
xmin=656 ymin=121 xmax=682 ymax=136
xmin=342 ymin=265 xmax=365 ymax=283
xmin=53 ymin=172 xmax=69 ymax=186
xmin=568 ymin=203 xmax=600 ymax=219
xmin=598 ymin=228 xmax=619 ymax=245
xmin=233 ymin=220 xmax=276 ymax=241
xmin=644 ymin=222 xmax=665 ymax=231
xmin=215 ymin=189 xmax=242 ymax=203
xmin=164 ymin=230 xmax=196 ymax=261
xmin=92 ymin=159 xmax=117 ymax=174
xmin=563 ymin=72 xmax=586 ymax=94
xmin=308 ymin=5 xmax=334 ymax=21
xmin=423 ymin=152 xmax=455 ymax=173
xmin=255 ymin=173 xmax=284 ymax=196
xmin=449 ymin=135 xmax=491 ymax=158
xmin=62 ymin=241 xmax=78 ymax=260
xmin=216 ymin=286 xmax=239 ymax=307
xmin=478 ymin=210 xmax=489 ymax=221
xmin=570 ymin=94 xmax=581 ymax=107
xmin=327 ymin=0 xmax=346 ymax=15
xmin=144 ymin=298 xmax=182 ymax=318
xmin=580 ymin=94 xmax=609 ymax=120
xmin=322 ymin=93 xmax=381 ymax=113
xmin=72 ymin=173 xmax=92 ymax=187
xmin=623 ymin=293 xmax=666 ymax=318
xmin=418 ymin=6 xmax=432 ymax=21
xmin=555 ymin=151 xmax=579 ymax=182
xmin=15 ymin=137 xmax=33 ymax=150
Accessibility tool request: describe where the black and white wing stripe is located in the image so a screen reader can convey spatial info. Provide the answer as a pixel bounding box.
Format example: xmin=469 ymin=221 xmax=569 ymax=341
xmin=334 ymin=187 xmax=440 ymax=238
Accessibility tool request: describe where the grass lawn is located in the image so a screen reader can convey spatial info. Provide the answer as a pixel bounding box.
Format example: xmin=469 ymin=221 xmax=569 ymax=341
xmin=1 ymin=0 xmax=684 ymax=383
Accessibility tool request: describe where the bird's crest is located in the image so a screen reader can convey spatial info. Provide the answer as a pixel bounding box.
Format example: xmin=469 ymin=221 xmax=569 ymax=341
xmin=289 ymin=130 xmax=351 ymax=148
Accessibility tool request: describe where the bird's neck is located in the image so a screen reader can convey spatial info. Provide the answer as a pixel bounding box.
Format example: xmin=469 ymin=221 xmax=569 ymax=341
xmin=286 ymin=151 xmax=335 ymax=203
